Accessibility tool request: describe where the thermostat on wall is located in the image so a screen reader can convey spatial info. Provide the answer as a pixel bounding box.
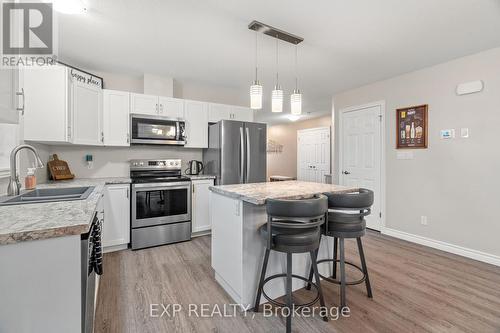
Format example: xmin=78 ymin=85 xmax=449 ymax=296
xmin=440 ymin=129 xmax=455 ymax=139
xmin=456 ymin=80 xmax=483 ymax=96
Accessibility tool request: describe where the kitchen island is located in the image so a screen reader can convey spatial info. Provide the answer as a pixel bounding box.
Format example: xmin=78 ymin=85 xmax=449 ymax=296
xmin=209 ymin=181 xmax=357 ymax=308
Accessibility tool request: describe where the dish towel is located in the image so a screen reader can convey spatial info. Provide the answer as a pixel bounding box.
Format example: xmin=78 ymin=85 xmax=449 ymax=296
xmin=90 ymin=218 xmax=103 ymax=275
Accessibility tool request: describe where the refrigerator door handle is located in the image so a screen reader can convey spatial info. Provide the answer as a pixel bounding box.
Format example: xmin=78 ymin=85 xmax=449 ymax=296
xmin=246 ymin=127 xmax=250 ymax=183
xmin=240 ymin=127 xmax=245 ymax=183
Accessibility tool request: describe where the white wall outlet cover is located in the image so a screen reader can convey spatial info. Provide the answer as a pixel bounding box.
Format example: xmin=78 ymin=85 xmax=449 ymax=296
xmin=460 ymin=128 xmax=469 ymax=138
xmin=440 ymin=129 xmax=455 ymax=139
xmin=456 ymin=80 xmax=484 ymax=96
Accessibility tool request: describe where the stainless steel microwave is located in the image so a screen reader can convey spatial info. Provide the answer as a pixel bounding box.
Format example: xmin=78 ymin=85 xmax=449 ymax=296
xmin=130 ymin=114 xmax=186 ymax=145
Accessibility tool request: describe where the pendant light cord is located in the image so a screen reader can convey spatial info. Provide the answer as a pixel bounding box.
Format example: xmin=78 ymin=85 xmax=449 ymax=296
xmin=254 ymin=30 xmax=258 ymax=81
xmin=275 ymin=36 xmax=279 ymax=86
xmin=295 ymin=42 xmax=298 ymax=90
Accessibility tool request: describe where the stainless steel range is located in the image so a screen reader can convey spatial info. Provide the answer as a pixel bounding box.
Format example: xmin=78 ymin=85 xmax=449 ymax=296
xmin=130 ymin=159 xmax=191 ymax=250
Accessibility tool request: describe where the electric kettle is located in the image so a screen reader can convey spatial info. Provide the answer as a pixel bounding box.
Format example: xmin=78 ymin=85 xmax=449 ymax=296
xmin=187 ymin=160 xmax=204 ymax=175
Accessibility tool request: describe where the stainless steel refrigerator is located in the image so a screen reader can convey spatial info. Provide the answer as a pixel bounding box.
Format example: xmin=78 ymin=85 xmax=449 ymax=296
xmin=203 ymin=120 xmax=267 ymax=185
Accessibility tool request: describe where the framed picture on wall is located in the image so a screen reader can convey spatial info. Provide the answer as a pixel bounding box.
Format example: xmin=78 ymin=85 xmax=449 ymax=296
xmin=396 ymin=104 xmax=428 ymax=149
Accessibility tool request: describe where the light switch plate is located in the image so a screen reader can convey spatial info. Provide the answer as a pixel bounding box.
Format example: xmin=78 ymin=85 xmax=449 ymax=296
xmin=460 ymin=128 xmax=469 ymax=138
xmin=440 ymin=129 xmax=455 ymax=139
xmin=397 ymin=151 xmax=414 ymax=160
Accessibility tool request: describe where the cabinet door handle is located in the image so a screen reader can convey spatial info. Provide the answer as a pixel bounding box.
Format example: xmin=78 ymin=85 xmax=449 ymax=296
xmin=126 ymin=133 xmax=130 ymax=143
xmin=16 ymin=88 xmax=25 ymax=115
xmin=101 ymin=132 xmax=104 ymax=143
xmin=126 ymin=188 xmax=129 ymax=199
xmin=155 ymin=103 xmax=158 ymax=113
xmin=343 ymin=171 xmax=351 ymax=175
xmin=159 ymin=104 xmax=163 ymax=113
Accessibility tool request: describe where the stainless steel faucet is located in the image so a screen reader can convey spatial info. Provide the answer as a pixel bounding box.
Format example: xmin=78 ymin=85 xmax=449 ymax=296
xmin=7 ymin=144 xmax=44 ymax=196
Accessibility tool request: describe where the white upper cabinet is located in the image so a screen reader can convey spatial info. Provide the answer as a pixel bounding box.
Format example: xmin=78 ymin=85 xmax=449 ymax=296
xmin=71 ymin=78 xmax=103 ymax=146
xmin=130 ymin=93 xmax=158 ymax=115
xmin=208 ymin=103 xmax=254 ymax=123
xmin=0 ymin=68 xmax=21 ymax=124
xmin=103 ymin=89 xmax=130 ymax=146
xmin=130 ymin=94 xmax=184 ymax=119
xmin=158 ymin=96 xmax=184 ymax=119
xmin=208 ymin=103 xmax=231 ymax=123
xmin=231 ymin=106 xmax=254 ymax=122
xmin=184 ymin=100 xmax=208 ymax=148
xmin=23 ymin=66 xmax=70 ymax=143
xmin=22 ymin=65 xmax=103 ymax=144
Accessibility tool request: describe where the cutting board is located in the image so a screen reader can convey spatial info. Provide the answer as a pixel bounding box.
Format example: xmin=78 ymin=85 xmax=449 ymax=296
xmin=47 ymin=154 xmax=75 ymax=180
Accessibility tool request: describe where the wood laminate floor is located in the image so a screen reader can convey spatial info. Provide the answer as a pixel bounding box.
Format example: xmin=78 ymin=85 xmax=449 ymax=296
xmin=95 ymin=231 xmax=500 ymax=333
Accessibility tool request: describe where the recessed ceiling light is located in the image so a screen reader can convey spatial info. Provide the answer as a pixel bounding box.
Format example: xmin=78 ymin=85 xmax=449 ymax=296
xmin=286 ymin=115 xmax=301 ymax=122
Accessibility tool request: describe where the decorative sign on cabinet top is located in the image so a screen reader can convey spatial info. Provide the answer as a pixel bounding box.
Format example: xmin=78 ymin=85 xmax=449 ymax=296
xmin=69 ymin=68 xmax=103 ymax=89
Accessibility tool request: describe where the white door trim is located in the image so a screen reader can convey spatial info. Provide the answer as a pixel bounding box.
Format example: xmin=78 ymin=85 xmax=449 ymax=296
xmin=338 ymin=100 xmax=386 ymax=229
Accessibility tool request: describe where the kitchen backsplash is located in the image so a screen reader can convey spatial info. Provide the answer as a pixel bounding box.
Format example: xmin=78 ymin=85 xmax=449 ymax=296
xmin=47 ymin=145 xmax=203 ymax=179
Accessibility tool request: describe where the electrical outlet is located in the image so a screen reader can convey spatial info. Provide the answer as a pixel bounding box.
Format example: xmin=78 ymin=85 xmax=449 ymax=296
xmin=420 ymin=216 xmax=428 ymax=226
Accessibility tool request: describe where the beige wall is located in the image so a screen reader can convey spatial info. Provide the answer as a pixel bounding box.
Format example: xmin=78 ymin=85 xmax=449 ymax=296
xmin=267 ymin=115 xmax=332 ymax=179
xmin=332 ymin=47 xmax=500 ymax=258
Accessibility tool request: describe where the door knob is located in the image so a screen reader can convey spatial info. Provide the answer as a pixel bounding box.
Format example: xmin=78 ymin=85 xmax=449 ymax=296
xmin=343 ymin=171 xmax=351 ymax=175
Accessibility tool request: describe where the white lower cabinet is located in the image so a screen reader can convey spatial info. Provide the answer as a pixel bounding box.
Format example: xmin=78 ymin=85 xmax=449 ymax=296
xmin=191 ymin=179 xmax=214 ymax=234
xmin=103 ymin=184 xmax=130 ymax=251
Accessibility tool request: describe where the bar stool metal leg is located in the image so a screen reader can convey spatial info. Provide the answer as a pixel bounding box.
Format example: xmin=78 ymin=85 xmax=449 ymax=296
xmin=339 ymin=237 xmax=346 ymax=309
xmin=356 ymin=237 xmax=373 ymax=298
xmin=254 ymin=248 xmax=271 ymax=312
xmin=332 ymin=237 xmax=338 ymax=279
xmin=305 ymin=249 xmax=317 ymax=291
xmin=310 ymin=251 xmax=328 ymax=322
xmin=286 ymin=253 xmax=292 ymax=333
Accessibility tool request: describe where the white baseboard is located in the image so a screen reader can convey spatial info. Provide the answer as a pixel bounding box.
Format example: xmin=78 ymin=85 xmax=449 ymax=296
xmin=381 ymin=227 xmax=500 ymax=267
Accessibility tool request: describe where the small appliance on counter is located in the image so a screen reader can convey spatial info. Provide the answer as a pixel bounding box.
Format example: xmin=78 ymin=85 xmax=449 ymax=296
xmin=186 ymin=160 xmax=204 ymax=175
xmin=130 ymin=159 xmax=192 ymax=250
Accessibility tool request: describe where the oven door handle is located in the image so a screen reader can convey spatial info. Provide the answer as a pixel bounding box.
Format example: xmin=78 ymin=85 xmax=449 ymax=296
xmin=132 ymin=182 xmax=191 ymax=189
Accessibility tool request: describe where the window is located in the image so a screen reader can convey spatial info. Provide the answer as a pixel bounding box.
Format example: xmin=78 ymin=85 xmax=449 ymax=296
xmin=0 ymin=123 xmax=19 ymax=177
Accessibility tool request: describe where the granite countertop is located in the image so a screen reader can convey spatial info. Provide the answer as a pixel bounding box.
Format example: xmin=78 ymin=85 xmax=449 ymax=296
xmin=0 ymin=177 xmax=131 ymax=245
xmin=210 ymin=180 xmax=357 ymax=205
xmin=185 ymin=174 xmax=216 ymax=180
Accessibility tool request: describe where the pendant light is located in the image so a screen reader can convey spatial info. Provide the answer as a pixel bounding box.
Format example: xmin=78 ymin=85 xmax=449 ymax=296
xmin=271 ymin=37 xmax=283 ymax=113
xmin=290 ymin=43 xmax=302 ymax=115
xmin=250 ymin=30 xmax=262 ymax=110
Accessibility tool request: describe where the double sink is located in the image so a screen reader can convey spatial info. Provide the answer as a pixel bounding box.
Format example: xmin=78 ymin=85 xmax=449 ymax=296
xmin=0 ymin=186 xmax=95 ymax=206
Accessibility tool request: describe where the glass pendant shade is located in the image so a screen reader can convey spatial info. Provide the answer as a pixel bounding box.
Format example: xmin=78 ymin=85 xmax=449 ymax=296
xmin=250 ymin=81 xmax=262 ymax=110
xmin=271 ymin=87 xmax=283 ymax=113
xmin=290 ymin=90 xmax=302 ymax=115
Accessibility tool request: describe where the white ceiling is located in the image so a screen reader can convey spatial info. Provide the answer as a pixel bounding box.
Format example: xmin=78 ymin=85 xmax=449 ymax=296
xmin=58 ymin=0 xmax=500 ymax=124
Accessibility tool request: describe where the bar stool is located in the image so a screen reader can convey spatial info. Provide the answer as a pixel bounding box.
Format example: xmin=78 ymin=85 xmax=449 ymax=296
xmin=306 ymin=188 xmax=374 ymax=310
xmin=253 ymin=195 xmax=329 ymax=333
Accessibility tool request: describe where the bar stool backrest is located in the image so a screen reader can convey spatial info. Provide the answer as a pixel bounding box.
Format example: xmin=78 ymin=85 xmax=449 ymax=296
xmin=323 ymin=189 xmax=374 ymax=235
xmin=265 ymin=195 xmax=328 ymax=249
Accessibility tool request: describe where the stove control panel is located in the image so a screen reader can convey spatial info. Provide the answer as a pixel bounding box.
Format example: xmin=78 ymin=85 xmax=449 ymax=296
xmin=130 ymin=159 xmax=181 ymax=170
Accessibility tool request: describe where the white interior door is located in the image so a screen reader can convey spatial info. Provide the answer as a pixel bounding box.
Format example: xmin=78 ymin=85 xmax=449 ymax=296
xmin=297 ymin=127 xmax=331 ymax=182
xmin=340 ymin=104 xmax=382 ymax=231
